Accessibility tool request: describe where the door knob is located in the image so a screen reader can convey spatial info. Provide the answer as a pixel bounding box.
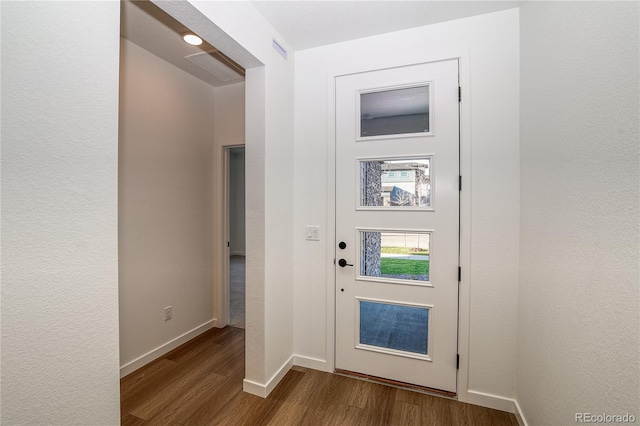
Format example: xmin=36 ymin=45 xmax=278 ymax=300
xmin=338 ymin=259 xmax=353 ymax=267
xmin=339 ymin=242 xmax=347 ymax=249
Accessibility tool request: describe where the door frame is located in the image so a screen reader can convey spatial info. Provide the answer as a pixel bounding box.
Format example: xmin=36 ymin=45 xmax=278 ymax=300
xmin=326 ymin=50 xmax=472 ymax=401
xmin=216 ymin=143 xmax=246 ymax=328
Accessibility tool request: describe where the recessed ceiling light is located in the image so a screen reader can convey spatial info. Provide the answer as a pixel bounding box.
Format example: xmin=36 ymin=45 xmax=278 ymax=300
xmin=182 ymin=33 xmax=203 ymax=46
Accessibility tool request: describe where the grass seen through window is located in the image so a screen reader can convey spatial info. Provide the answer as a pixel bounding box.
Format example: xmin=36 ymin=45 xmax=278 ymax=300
xmin=380 ymin=246 xmax=429 ymax=277
xmin=380 ymin=258 xmax=429 ymax=276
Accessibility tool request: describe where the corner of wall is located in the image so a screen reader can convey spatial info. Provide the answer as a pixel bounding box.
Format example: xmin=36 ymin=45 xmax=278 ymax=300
xmin=517 ymin=2 xmax=639 ymax=424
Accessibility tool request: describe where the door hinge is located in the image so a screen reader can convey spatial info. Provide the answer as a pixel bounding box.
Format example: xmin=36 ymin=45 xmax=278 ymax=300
xmin=227 ymin=242 xmax=230 ymax=247
xmin=459 ymin=175 xmax=462 ymax=191
xmin=456 ymin=354 xmax=460 ymax=370
xmin=458 ymin=86 xmax=461 ymax=102
xmin=458 ymin=267 xmax=461 ymax=282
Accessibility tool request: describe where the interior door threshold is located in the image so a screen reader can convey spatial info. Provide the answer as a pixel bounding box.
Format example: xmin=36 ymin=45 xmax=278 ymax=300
xmin=335 ymin=369 xmax=457 ymax=399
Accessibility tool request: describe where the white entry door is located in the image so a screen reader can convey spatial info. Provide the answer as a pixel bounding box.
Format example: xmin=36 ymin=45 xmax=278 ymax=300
xmin=335 ymin=59 xmax=459 ymax=393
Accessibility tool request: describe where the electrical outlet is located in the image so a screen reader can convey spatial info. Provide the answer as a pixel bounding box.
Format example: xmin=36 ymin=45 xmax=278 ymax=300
xmin=164 ymin=306 xmax=172 ymax=321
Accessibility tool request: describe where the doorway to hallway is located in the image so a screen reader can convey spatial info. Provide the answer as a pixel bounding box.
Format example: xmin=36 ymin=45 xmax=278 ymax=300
xmin=227 ymin=146 xmax=246 ymax=329
xmin=118 ymin=0 xmax=247 ymax=381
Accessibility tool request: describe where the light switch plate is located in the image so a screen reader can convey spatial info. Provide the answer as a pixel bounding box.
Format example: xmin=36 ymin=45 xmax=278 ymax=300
xmin=305 ymin=226 xmax=320 ymax=241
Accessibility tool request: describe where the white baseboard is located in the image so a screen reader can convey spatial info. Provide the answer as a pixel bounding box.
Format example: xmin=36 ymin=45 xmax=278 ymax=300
xmin=466 ymin=390 xmax=515 ymax=413
xmin=293 ymin=354 xmax=330 ymax=372
xmin=242 ymin=379 xmax=267 ymax=398
xmin=513 ymin=399 xmax=528 ymax=426
xmin=243 ymin=355 xmax=294 ymax=398
xmin=466 ymin=390 xmax=527 ymax=425
xmin=230 ymin=251 xmax=245 ymax=256
xmin=119 ymin=319 xmax=217 ymax=378
xmin=242 ymin=355 xmax=328 ymax=398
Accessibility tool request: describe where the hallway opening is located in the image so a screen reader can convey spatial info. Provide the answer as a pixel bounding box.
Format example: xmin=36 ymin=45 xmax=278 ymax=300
xmin=228 ymin=146 xmax=246 ymax=329
xmin=118 ymin=0 xmax=246 ymax=381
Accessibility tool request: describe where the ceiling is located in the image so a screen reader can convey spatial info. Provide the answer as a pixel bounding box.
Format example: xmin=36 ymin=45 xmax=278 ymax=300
xmin=120 ymin=1 xmax=520 ymax=86
xmin=251 ymin=1 xmax=520 ymax=51
xmin=120 ymin=0 xmax=245 ymax=87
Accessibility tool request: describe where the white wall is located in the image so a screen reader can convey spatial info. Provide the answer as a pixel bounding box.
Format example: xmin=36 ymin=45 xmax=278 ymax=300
xmin=293 ymin=8 xmax=520 ymax=400
xmin=518 ymin=2 xmax=639 ymax=424
xmin=158 ymin=1 xmax=296 ymax=394
xmin=0 ymin=2 xmax=121 ymax=423
xmin=214 ymin=83 xmax=246 ymax=147
xmin=212 ymin=83 xmax=246 ymax=308
xmin=230 ymin=149 xmax=246 ymax=255
xmin=118 ymin=38 xmax=218 ymax=372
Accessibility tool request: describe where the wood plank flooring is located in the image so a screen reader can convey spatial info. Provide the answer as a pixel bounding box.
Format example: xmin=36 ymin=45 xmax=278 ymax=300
xmin=121 ymin=327 xmax=518 ymax=425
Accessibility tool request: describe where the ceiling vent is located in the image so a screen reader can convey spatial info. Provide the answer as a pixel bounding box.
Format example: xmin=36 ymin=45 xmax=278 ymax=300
xmin=185 ymin=51 xmax=243 ymax=83
xmin=272 ymin=38 xmax=288 ymax=60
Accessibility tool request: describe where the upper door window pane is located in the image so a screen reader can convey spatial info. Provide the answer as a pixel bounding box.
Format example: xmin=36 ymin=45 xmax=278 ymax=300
xmin=360 ymin=85 xmax=429 ymax=138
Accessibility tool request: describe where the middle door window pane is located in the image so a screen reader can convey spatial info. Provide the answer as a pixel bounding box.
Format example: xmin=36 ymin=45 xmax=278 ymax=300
xmin=360 ymin=230 xmax=430 ymax=283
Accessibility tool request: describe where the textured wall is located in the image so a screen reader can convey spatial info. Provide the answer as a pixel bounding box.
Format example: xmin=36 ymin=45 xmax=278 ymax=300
xmin=1 ymin=2 xmax=121 ymax=423
xmin=213 ymin=83 xmax=246 ymax=147
xmin=519 ymin=2 xmax=640 ymax=424
xmin=118 ymin=38 xmax=216 ymax=368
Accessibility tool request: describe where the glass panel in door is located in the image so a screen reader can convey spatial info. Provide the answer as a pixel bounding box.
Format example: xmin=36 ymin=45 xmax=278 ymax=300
xmin=358 ymin=299 xmax=430 ymax=356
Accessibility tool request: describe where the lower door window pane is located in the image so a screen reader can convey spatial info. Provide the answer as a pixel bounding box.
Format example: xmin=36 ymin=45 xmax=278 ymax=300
xmin=359 ymin=300 xmax=429 ymax=355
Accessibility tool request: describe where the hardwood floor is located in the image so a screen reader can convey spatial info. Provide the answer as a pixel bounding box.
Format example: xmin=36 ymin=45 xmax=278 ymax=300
xmin=121 ymin=327 xmax=518 ymax=425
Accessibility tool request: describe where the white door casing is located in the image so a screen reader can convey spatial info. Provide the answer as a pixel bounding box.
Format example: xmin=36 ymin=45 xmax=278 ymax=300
xmin=335 ymin=59 xmax=460 ymax=393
